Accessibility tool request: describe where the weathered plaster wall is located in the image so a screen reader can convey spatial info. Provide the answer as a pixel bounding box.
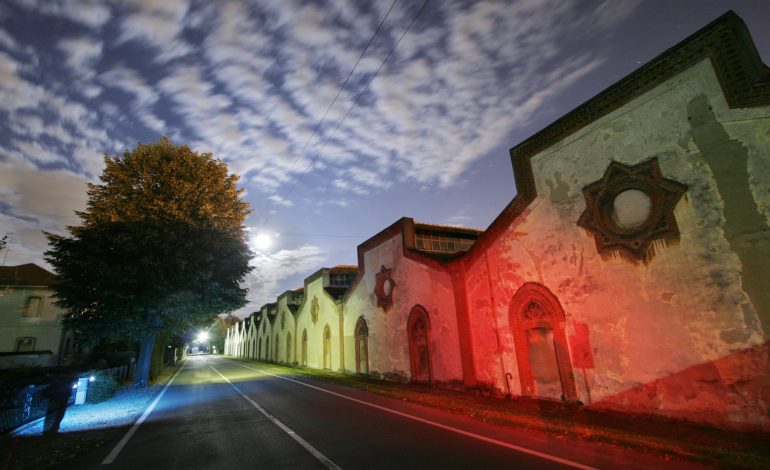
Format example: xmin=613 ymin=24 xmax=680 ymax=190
xmin=256 ymin=309 xmax=272 ymax=360
xmin=343 ymin=232 xmax=464 ymax=386
xmin=244 ymin=321 xmax=254 ymax=359
xmin=295 ymin=277 xmax=342 ymax=371
xmin=465 ymin=59 xmax=770 ymax=429
xmin=274 ymin=298 xmax=297 ymax=364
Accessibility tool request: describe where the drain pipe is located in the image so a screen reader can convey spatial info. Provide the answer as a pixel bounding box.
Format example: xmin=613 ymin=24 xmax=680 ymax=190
xmin=505 ymin=372 xmax=513 ymax=400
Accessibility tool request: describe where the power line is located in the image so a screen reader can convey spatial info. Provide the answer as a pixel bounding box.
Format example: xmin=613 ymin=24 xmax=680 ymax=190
xmin=254 ymin=0 xmax=399 ymax=225
xmin=267 ymin=0 xmax=431 ymax=220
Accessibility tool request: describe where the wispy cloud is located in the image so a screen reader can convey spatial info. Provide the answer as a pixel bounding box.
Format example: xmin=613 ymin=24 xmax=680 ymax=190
xmin=57 ymin=36 xmax=102 ymax=77
xmin=117 ymin=0 xmax=192 ymax=63
xmin=268 ymin=195 xmax=294 ymax=207
xmin=10 ymin=0 xmax=112 ymax=29
xmin=0 ymin=151 xmax=89 ymax=264
xmin=234 ymin=244 xmax=326 ymax=317
xmin=7 ymin=0 xmax=642 ymax=199
xmin=0 ymin=0 xmax=648 ymax=299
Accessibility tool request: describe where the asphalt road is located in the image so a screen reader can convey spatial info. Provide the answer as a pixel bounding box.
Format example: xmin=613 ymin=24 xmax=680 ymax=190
xmin=69 ymin=356 xmax=705 ymax=469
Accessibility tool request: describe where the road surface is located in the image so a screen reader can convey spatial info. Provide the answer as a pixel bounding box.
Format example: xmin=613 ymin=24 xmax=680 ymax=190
xmin=66 ymin=355 xmax=704 ymax=469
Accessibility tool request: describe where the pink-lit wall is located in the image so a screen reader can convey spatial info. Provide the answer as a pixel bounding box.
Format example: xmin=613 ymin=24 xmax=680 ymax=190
xmin=460 ymin=58 xmax=770 ymax=430
xmin=344 ymin=227 xmax=464 ymax=386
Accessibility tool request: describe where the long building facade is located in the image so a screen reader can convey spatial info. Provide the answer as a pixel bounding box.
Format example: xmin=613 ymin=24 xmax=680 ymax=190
xmin=227 ymin=12 xmax=770 ymax=431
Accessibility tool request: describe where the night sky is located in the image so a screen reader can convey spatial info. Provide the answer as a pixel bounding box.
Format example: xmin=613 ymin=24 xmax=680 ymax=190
xmin=1 ymin=0 xmax=768 ymax=317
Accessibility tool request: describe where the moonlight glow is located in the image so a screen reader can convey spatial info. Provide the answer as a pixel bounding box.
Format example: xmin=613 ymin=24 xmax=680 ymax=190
xmin=253 ymin=233 xmax=272 ymax=251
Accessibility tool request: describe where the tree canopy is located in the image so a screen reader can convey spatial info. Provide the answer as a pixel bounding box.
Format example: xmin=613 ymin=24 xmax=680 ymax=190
xmin=46 ymin=138 xmax=252 ymax=385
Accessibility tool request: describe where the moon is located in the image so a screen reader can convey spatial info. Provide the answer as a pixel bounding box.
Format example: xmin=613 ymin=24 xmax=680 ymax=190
xmin=253 ymin=233 xmax=272 ymax=251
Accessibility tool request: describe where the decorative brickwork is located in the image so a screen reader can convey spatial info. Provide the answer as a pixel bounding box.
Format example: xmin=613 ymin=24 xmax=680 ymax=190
xmin=311 ymin=296 xmax=319 ymax=324
xmin=578 ymin=158 xmax=687 ymax=261
xmin=374 ymin=265 xmax=396 ymax=310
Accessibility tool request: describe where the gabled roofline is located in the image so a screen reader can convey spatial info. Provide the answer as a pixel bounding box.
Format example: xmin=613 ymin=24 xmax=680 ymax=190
xmin=277 ymin=289 xmax=303 ymax=302
xmin=345 ymin=217 xmax=454 ymax=304
xmin=450 ymin=10 xmax=770 ymax=269
xmin=0 ymin=263 xmax=59 ymax=287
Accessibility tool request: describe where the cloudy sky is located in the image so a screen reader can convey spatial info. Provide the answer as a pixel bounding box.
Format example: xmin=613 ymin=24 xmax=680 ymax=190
xmin=1 ymin=0 xmax=768 ymax=317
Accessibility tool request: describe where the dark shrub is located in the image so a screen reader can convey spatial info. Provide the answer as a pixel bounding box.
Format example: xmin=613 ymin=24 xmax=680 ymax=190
xmin=80 ymin=370 xmax=119 ymax=403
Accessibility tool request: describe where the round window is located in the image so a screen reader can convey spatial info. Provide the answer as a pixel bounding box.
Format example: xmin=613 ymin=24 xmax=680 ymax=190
xmin=610 ymin=189 xmax=651 ymax=229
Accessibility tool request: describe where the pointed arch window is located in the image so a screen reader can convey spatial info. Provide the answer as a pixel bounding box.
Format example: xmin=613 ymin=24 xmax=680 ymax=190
xmin=407 ymin=306 xmax=432 ymax=384
xmin=355 ymin=317 xmax=369 ymax=374
xmin=509 ymin=283 xmax=577 ymax=401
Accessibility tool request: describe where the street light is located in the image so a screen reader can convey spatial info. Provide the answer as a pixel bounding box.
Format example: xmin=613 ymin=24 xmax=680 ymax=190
xmin=197 ymin=331 xmax=208 ymax=343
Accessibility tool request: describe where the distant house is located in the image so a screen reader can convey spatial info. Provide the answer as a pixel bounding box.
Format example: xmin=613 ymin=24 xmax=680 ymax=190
xmin=0 ymin=263 xmax=74 ymax=369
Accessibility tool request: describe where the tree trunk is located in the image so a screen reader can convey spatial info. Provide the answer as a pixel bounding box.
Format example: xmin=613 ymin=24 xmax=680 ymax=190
xmin=135 ymin=332 xmax=156 ymax=387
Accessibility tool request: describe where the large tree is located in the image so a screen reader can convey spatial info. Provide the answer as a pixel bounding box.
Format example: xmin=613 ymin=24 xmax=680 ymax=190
xmin=46 ymin=138 xmax=252 ymax=386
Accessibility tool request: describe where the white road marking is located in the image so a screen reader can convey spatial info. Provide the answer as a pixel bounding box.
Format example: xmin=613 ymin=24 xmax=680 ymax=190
xmin=228 ymin=359 xmax=598 ymax=470
xmin=208 ymin=363 xmax=341 ymax=470
xmin=101 ymin=360 xmax=187 ymax=465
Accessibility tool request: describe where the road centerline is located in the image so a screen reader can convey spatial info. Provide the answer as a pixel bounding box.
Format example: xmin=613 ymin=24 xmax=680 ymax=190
xmin=208 ymin=362 xmax=341 ymax=470
xmin=227 ymin=358 xmax=597 ymax=470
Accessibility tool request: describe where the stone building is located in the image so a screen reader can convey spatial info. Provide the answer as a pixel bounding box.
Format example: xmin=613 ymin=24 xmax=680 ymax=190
xmin=342 ymin=219 xmax=480 ymax=384
xmin=227 ymin=11 xmax=769 ymax=431
xmin=0 ymin=263 xmax=75 ymax=368
xmin=280 ymin=266 xmax=354 ymax=370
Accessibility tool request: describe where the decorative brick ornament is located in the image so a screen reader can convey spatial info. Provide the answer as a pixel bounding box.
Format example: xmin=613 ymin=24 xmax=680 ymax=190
xmin=374 ymin=265 xmax=396 ymax=310
xmin=578 ymin=158 xmax=687 ymax=261
xmin=311 ymin=296 xmax=319 ymax=325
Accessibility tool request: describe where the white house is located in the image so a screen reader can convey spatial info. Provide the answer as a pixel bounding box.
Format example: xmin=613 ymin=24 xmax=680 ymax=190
xmin=0 ymin=263 xmax=74 ymax=368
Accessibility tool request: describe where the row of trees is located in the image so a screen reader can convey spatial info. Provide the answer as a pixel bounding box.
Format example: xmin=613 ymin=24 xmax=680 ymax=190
xmin=45 ymin=138 xmax=252 ymax=386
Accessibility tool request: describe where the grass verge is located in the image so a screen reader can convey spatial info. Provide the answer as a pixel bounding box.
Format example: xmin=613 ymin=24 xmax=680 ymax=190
xmin=234 ymin=357 xmax=769 ymax=470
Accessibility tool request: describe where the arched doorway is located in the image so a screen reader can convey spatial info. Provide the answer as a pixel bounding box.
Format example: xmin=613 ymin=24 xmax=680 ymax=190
xmin=257 ymin=337 xmax=261 ymax=360
xmin=266 ymin=337 xmax=270 ymax=361
xmin=301 ymin=329 xmax=308 ymax=366
xmin=407 ymin=306 xmax=432 ymax=384
xmin=509 ymin=282 xmax=577 ymax=401
xmin=286 ymin=332 xmax=292 ymax=363
xmin=323 ymin=325 xmax=331 ymax=369
xmin=355 ymin=317 xmax=369 ymax=374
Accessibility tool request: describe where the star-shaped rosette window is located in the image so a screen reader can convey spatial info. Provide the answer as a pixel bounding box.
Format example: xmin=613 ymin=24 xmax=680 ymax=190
xmin=577 ymin=158 xmax=687 ymax=261
xmin=374 ymin=265 xmax=396 ymax=311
